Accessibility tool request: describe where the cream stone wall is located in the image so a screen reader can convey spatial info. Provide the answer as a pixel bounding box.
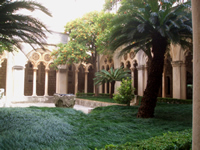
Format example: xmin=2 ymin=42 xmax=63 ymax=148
xmin=0 ymin=30 xmax=193 ymax=104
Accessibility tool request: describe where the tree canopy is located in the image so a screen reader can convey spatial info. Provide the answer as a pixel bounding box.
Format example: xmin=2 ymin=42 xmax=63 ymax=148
xmin=0 ymin=0 xmax=52 ymax=52
xmin=51 ymin=11 xmax=114 ymax=67
xmin=103 ymin=0 xmax=122 ymax=11
xmin=105 ymin=0 xmax=192 ymax=118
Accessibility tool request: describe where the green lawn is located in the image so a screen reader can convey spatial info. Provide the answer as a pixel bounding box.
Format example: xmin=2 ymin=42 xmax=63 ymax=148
xmin=0 ymin=103 xmax=192 ymax=150
xmin=77 ymin=96 xmax=117 ymax=103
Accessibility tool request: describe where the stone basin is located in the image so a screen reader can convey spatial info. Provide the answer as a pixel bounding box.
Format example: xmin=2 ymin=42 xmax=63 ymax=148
xmin=54 ymin=93 xmax=76 ymax=108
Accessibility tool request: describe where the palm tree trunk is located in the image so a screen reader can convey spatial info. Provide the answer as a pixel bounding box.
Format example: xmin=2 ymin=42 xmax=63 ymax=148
xmin=137 ymin=36 xmax=167 ymax=118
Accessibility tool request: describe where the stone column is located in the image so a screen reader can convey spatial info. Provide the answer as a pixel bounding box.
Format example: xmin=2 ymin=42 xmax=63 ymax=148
xmin=44 ymin=69 xmax=49 ymax=96
xmin=5 ymin=52 xmax=13 ymax=106
xmin=109 ymin=83 xmax=111 ymax=94
xmin=66 ymin=69 xmax=68 ymax=94
xmin=130 ymin=67 xmax=134 ymax=88
xmin=84 ymin=71 xmax=89 ymax=93
xmin=104 ymin=83 xmax=107 ymax=94
xmin=144 ymin=65 xmax=148 ymax=90
xmin=13 ymin=66 xmax=25 ymax=101
xmin=56 ymin=68 xmax=67 ymax=94
xmin=56 ymin=70 xmax=59 ymax=93
xmin=115 ymin=81 xmax=121 ymax=94
xmin=181 ymin=63 xmax=186 ymax=99
xmin=162 ymin=64 xmax=166 ymax=98
xmin=137 ymin=65 xmax=144 ymax=96
xmin=99 ymin=85 xmax=103 ymax=93
xmin=192 ymin=0 xmax=200 ymax=149
xmin=74 ymin=69 xmax=79 ymax=95
xmin=32 ymin=68 xmax=37 ymax=96
xmin=171 ymin=61 xmax=186 ymax=99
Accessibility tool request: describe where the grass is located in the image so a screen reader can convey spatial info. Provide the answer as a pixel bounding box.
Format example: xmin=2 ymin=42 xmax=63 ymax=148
xmin=77 ymin=96 xmax=117 ymax=103
xmin=0 ymin=103 xmax=192 ymax=150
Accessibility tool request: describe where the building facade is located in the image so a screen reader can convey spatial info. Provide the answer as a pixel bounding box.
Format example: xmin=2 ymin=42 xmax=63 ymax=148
xmin=0 ymin=32 xmax=192 ymax=105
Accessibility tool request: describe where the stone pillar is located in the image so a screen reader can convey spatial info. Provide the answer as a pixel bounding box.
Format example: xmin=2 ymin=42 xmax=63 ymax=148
xmin=56 ymin=65 xmax=68 ymax=94
xmin=5 ymin=52 xmax=13 ymax=106
xmin=115 ymin=81 xmax=121 ymax=94
xmin=66 ymin=69 xmax=68 ymax=94
xmin=181 ymin=63 xmax=186 ymax=99
xmin=171 ymin=61 xmax=186 ymax=99
xmin=44 ymin=69 xmax=49 ymax=96
xmin=144 ymin=65 xmax=148 ymax=90
xmin=162 ymin=64 xmax=166 ymax=98
xmin=137 ymin=65 xmax=144 ymax=96
xmin=74 ymin=69 xmax=79 ymax=95
xmin=56 ymin=68 xmax=67 ymax=94
xmin=32 ymin=68 xmax=37 ymax=96
xmin=84 ymin=71 xmax=89 ymax=93
xmin=99 ymin=85 xmax=103 ymax=93
xmin=105 ymin=83 xmax=107 ymax=94
xmin=56 ymin=70 xmax=59 ymax=93
xmin=109 ymin=83 xmax=111 ymax=94
xmin=13 ymin=66 xmax=25 ymax=101
xmin=130 ymin=67 xmax=134 ymax=88
xmin=192 ymin=0 xmax=200 ymax=149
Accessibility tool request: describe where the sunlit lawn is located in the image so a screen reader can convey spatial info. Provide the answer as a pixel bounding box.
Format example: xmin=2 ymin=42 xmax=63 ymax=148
xmin=77 ymin=96 xmax=116 ymax=103
xmin=0 ymin=103 xmax=192 ymax=150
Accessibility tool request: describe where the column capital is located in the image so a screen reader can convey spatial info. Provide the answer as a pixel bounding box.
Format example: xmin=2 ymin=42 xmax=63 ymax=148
xmin=75 ymin=69 xmax=79 ymax=73
xmin=130 ymin=67 xmax=134 ymax=71
xmin=137 ymin=65 xmax=144 ymax=70
xmin=171 ymin=61 xmax=183 ymax=67
xmin=33 ymin=67 xmax=38 ymax=70
xmin=85 ymin=71 xmax=89 ymax=74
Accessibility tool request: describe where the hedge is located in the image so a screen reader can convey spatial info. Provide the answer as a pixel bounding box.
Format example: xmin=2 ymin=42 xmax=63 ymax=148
xmin=137 ymin=96 xmax=192 ymax=104
xmin=76 ymin=93 xmax=110 ymax=97
xmin=100 ymin=129 xmax=192 ymax=150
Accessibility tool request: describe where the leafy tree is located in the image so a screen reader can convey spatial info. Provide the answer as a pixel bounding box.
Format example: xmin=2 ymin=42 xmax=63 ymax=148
xmin=0 ymin=0 xmax=52 ymax=52
xmin=104 ymin=0 xmax=122 ymax=11
xmin=51 ymin=11 xmax=114 ymax=95
xmin=107 ymin=0 xmax=192 ymax=118
xmin=51 ymin=11 xmax=114 ymax=66
xmin=94 ymin=67 xmax=130 ymax=98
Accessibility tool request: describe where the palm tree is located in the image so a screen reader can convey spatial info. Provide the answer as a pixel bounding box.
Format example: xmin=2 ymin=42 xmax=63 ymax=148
xmin=0 ymin=0 xmax=52 ymax=52
xmin=94 ymin=67 xmax=130 ymax=98
xmin=108 ymin=0 xmax=192 ymax=118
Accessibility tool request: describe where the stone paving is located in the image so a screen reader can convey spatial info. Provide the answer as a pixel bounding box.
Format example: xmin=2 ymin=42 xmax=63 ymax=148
xmin=0 ymin=101 xmax=92 ymax=114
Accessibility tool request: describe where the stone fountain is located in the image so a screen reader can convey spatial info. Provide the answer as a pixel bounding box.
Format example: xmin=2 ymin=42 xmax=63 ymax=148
xmin=54 ymin=93 xmax=76 ymax=108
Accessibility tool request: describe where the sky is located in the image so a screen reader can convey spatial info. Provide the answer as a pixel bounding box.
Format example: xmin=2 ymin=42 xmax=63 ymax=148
xmin=24 ymin=0 xmax=105 ymax=32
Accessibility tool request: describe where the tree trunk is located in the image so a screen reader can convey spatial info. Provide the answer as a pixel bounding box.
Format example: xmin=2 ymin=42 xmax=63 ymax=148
xmin=137 ymin=36 xmax=167 ymax=118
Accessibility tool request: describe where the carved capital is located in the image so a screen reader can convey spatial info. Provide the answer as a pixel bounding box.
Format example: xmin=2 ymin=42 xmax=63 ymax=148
xmin=137 ymin=65 xmax=144 ymax=70
xmin=171 ymin=61 xmax=183 ymax=67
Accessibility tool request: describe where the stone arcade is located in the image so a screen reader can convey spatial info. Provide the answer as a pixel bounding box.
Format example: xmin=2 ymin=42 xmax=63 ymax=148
xmin=0 ymin=31 xmax=192 ymax=105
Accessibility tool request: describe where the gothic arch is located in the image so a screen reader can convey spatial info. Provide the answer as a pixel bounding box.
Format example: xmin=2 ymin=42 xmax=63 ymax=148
xmin=24 ymin=48 xmax=56 ymax=96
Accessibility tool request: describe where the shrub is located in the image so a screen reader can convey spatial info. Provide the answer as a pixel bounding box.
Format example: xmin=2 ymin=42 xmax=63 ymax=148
xmin=113 ymin=77 xmax=134 ymax=106
xmin=136 ymin=96 xmax=192 ymax=104
xmin=157 ymin=97 xmax=192 ymax=104
xmin=101 ymin=129 xmax=192 ymax=150
xmin=76 ymin=93 xmax=94 ymax=97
